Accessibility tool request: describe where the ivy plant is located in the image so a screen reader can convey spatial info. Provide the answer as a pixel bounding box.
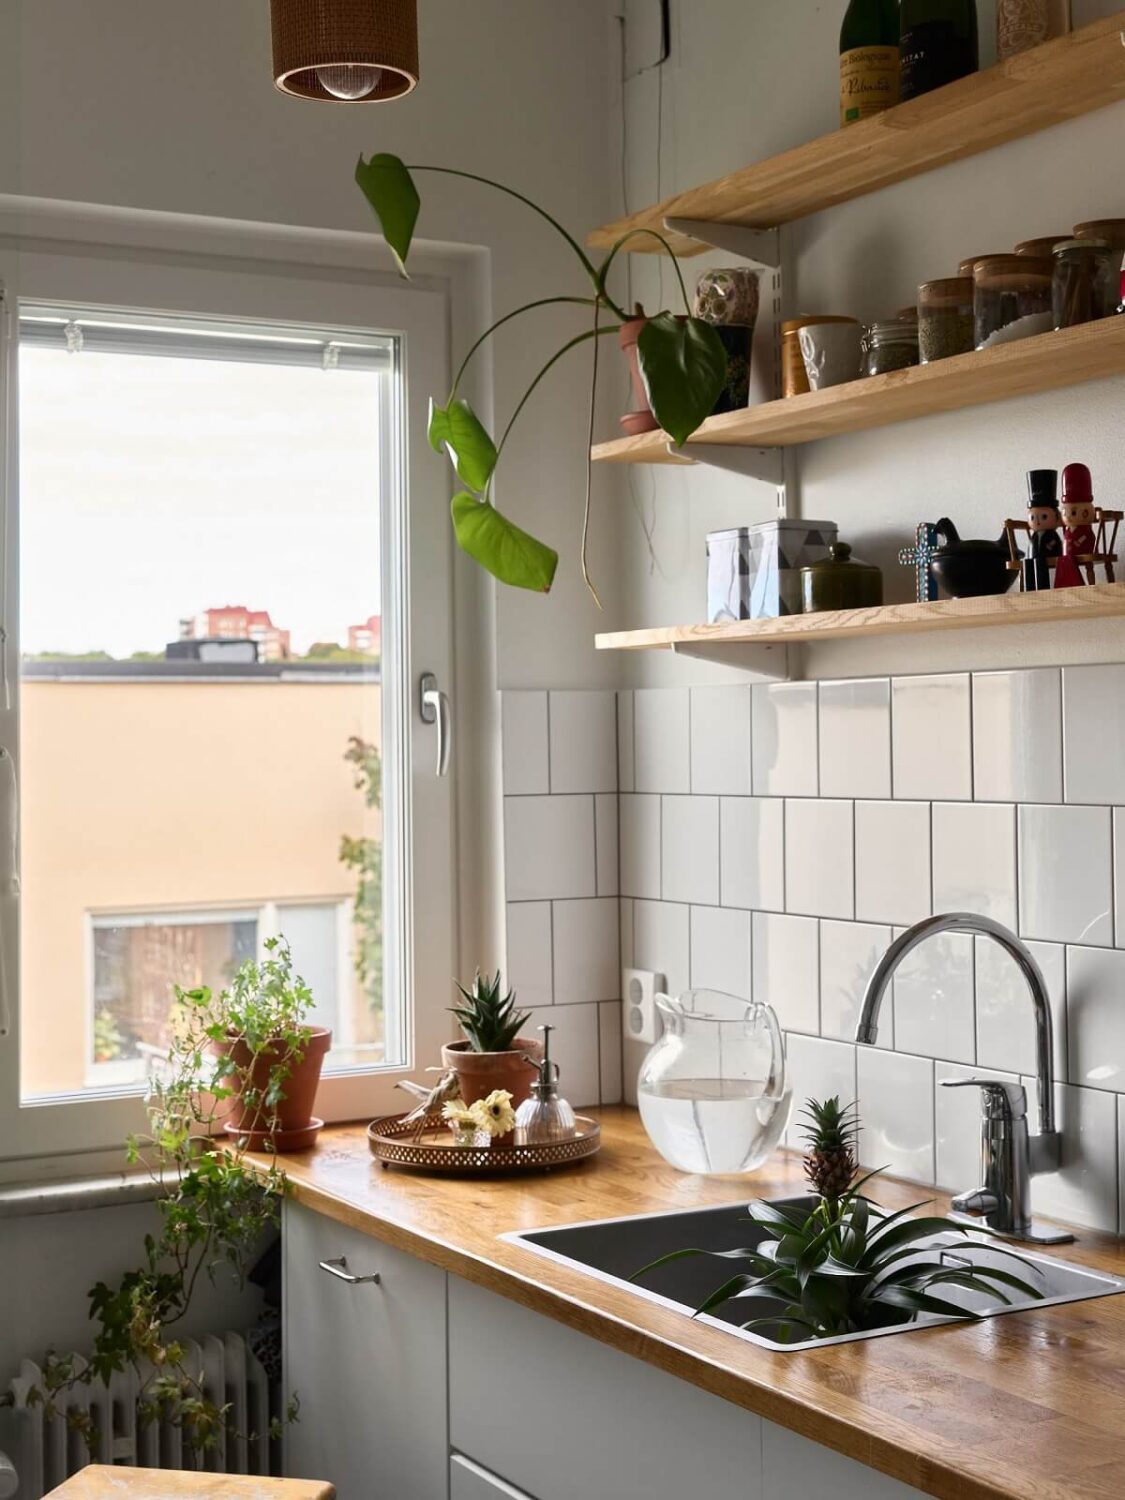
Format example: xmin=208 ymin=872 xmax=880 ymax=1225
xmin=355 ymin=152 xmax=727 ymax=600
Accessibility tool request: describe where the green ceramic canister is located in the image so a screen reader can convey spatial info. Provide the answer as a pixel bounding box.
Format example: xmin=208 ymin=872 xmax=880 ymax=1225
xmin=800 ymin=542 xmax=883 ymax=613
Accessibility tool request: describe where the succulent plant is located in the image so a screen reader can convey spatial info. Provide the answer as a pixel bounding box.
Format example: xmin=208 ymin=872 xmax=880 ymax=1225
xmin=450 ymin=970 xmax=530 ymax=1053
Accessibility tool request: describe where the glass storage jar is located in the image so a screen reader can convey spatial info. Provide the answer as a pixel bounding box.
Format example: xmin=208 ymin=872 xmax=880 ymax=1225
xmin=973 ymin=254 xmax=1053 ymax=348
xmin=1052 ymin=238 xmax=1116 ymax=328
xmin=1073 ymin=219 xmax=1125 ymax=262
xmin=918 ymin=276 xmax=974 ymax=362
xmin=1013 ymin=235 xmax=1069 ymax=259
xmin=863 ymin=319 xmax=919 ymax=375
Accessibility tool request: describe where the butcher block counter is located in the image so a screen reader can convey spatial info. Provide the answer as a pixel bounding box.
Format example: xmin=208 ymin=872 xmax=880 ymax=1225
xmin=250 ymin=1108 xmax=1125 ymax=1500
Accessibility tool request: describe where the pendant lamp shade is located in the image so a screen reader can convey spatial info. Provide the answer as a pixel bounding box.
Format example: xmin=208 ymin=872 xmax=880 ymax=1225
xmin=271 ymin=0 xmax=419 ymax=103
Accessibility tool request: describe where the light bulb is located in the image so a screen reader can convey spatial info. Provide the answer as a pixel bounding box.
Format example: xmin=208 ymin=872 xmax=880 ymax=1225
xmin=315 ymin=63 xmax=383 ymax=100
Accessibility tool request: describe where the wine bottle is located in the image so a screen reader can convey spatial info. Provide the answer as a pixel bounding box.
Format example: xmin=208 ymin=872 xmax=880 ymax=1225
xmin=900 ymin=0 xmax=980 ymax=101
xmin=840 ymin=0 xmax=900 ymax=126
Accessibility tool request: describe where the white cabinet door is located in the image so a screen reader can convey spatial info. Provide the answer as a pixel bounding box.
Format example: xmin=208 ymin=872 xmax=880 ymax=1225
xmin=451 ymin=1455 xmax=535 ymax=1500
xmin=283 ymin=1201 xmax=448 ymax=1500
xmin=763 ymin=1422 xmax=925 ymax=1499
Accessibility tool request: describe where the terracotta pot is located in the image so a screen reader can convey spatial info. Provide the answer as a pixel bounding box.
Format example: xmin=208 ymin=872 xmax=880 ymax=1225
xmin=619 ymin=315 xmax=660 ymax=436
xmin=214 ymin=1026 xmax=331 ymax=1152
xmin=441 ymin=1037 xmax=542 ymax=1108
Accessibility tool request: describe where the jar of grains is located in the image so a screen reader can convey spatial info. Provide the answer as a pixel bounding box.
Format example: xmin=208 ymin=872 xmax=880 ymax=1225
xmin=918 ymin=277 xmax=974 ymax=362
xmin=973 ymin=254 xmax=1053 ymax=348
xmin=1052 ymin=239 xmax=1116 ymax=329
xmin=863 ymin=319 xmax=920 ymax=375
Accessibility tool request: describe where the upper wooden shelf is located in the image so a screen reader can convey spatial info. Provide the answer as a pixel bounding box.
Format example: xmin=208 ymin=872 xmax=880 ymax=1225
xmin=592 ymin=317 xmax=1125 ymax=464
xmin=589 ymin=13 xmax=1125 ymax=255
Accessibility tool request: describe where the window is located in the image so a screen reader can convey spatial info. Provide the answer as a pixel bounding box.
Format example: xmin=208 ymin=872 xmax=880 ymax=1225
xmin=0 ymin=231 xmax=458 ymax=1162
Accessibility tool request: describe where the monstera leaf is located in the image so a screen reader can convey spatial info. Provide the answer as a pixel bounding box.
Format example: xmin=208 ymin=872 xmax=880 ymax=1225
xmin=428 ymin=399 xmax=498 ymax=494
xmin=637 ymin=313 xmax=728 ymax=448
xmin=451 ymin=493 xmax=557 ymax=593
xmin=355 ymin=153 xmax=420 ymax=278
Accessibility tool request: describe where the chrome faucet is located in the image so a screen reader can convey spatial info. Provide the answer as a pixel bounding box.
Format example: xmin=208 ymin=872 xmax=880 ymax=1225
xmin=855 ymin=913 xmax=1073 ymax=1245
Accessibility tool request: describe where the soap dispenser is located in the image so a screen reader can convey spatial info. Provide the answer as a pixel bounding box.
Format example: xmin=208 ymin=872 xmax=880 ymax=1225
xmin=515 ymin=1024 xmax=577 ymax=1145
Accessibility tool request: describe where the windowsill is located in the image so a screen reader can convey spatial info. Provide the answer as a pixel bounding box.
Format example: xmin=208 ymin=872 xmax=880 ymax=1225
xmin=0 ymin=1169 xmax=162 ymax=1219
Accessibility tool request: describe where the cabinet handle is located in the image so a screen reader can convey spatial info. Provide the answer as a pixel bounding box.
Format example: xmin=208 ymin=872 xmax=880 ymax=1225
xmin=319 ymin=1256 xmax=381 ymax=1286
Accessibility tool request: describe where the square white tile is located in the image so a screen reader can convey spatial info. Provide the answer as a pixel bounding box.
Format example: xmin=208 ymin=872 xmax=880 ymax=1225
xmin=504 ymin=795 xmax=596 ymax=901
xmin=891 ymin=674 xmax=971 ymax=801
xmin=752 ymin=912 xmax=819 ymax=1034
xmin=931 ymin=801 xmax=1017 ymax=929
xmin=854 ymin=800 xmax=931 ymax=927
xmin=662 ymin=795 xmax=720 ymax=906
xmin=635 ymin=689 xmax=691 ymax=794
xmin=552 ymin=898 xmax=620 ymax=1004
xmin=690 ymin=685 xmax=752 ymax=796
xmin=720 ymin=797 xmax=784 ymax=911
xmin=785 ymin=799 xmax=854 ymax=919
xmin=617 ymin=691 xmax=635 ymax=793
xmin=1024 ymin=1078 xmax=1118 ymax=1233
xmin=1063 ymin=664 xmax=1125 ymax=805
xmin=524 ymin=1002 xmax=600 ymax=1108
xmin=634 ymin=900 xmax=690 ymax=998
xmin=595 ymin=793 xmax=618 ymax=897
xmin=892 ymin=929 xmax=975 ymax=1065
xmin=935 ymin=1060 xmax=1018 ymax=1193
xmin=505 ymin=902 xmax=553 ymax=1008
xmin=599 ymin=1001 xmax=623 ymax=1105
xmin=689 ymin=905 xmax=752 ymax=997
xmin=973 ymin=669 xmax=1062 ymax=804
xmin=976 ymin=937 xmax=1066 ymax=1080
xmin=751 ymin=682 xmax=818 ymax=797
xmin=1018 ymin=803 xmax=1112 ymax=946
xmin=501 ymin=691 xmax=549 ymax=795
xmin=549 ymin=690 xmax=617 ymax=794
xmin=619 ymin=794 xmax=661 ymax=901
xmin=818 ymin=678 xmax=891 ymax=799
xmin=1066 ymin=945 xmax=1125 ymax=1093
xmin=620 ymin=898 xmax=635 ymax=969
xmin=820 ymin=919 xmax=892 ymax=1046
xmin=783 ymin=1035 xmax=856 ymax=1147
xmin=856 ymin=1047 xmax=935 ymax=1184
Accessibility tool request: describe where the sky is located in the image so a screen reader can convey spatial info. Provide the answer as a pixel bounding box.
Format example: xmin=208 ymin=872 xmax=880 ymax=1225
xmin=18 ymin=346 xmax=384 ymax=657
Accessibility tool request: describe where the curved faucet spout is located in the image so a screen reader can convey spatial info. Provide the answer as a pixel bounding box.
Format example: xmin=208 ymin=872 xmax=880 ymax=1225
xmin=855 ymin=913 xmax=1056 ymax=1139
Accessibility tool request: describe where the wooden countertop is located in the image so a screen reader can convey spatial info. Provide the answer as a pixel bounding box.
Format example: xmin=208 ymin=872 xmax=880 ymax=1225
xmin=252 ymin=1110 xmax=1125 ymax=1500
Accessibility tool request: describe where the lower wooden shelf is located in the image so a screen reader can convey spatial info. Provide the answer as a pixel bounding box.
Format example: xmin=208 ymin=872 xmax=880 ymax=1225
xmin=595 ymin=581 xmax=1125 ymax=656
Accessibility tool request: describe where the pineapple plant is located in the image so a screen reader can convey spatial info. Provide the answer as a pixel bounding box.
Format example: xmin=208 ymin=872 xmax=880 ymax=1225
xmin=801 ymin=1095 xmax=860 ymax=1206
xmin=450 ymin=970 xmax=530 ymax=1052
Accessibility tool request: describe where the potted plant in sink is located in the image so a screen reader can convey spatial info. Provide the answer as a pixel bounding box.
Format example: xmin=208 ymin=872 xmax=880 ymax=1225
xmin=442 ymin=970 xmax=540 ymax=1108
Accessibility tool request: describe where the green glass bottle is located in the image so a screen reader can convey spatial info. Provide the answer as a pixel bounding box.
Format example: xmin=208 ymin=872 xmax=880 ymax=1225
xmin=899 ymin=0 xmax=980 ymax=101
xmin=840 ymin=0 xmax=900 ymax=126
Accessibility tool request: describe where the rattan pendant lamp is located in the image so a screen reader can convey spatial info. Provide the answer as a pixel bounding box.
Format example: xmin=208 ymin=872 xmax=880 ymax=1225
xmin=271 ymin=0 xmax=419 ymax=102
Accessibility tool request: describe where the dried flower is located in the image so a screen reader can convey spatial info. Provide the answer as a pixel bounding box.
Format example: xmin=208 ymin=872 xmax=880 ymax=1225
xmin=470 ymin=1089 xmax=516 ymax=1138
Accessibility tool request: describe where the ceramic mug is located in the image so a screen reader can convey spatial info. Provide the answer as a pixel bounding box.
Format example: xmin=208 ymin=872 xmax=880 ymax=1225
xmin=798 ymin=320 xmax=862 ymax=391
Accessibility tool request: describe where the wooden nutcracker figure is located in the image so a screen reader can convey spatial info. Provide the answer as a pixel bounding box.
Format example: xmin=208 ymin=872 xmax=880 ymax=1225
xmin=1055 ymin=463 xmax=1098 ymax=590
xmin=1023 ymin=468 xmax=1062 ymax=591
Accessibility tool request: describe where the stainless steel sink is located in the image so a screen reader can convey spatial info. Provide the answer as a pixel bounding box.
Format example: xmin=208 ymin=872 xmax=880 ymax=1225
xmin=505 ymin=1199 xmax=1125 ymax=1351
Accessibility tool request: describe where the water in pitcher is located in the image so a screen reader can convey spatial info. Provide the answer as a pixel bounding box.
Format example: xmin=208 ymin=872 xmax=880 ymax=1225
xmin=637 ymin=1077 xmax=793 ymax=1176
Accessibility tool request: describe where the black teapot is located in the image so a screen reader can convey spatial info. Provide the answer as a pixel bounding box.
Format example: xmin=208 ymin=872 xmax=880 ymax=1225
xmin=930 ymin=517 xmax=1016 ymax=599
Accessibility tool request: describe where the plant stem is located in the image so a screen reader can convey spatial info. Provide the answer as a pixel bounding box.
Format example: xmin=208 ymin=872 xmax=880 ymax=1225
xmin=599 ymin=228 xmax=693 ymax=315
xmin=448 ymin=296 xmax=598 ymax=401
xmin=581 ymin=302 xmax=603 ymax=610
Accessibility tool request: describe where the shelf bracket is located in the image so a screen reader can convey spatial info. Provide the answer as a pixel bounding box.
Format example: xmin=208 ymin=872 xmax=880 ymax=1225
xmin=663 ymin=217 xmax=781 ymax=270
xmin=670 ymin=640 xmax=790 ymax=681
xmin=666 ymin=441 xmax=783 ymax=487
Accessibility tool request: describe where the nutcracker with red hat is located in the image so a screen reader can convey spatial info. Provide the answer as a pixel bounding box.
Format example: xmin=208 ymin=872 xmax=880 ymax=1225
xmin=1055 ymin=463 xmax=1098 ymax=590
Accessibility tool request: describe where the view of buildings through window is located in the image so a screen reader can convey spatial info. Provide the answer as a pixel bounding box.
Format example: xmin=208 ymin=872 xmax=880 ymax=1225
xmin=17 ymin=309 xmax=393 ymax=1099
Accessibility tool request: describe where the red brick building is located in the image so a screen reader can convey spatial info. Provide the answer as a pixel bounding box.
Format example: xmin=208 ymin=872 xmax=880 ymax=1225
xmin=182 ymin=605 xmax=291 ymax=662
xmin=347 ymin=615 xmax=382 ymax=657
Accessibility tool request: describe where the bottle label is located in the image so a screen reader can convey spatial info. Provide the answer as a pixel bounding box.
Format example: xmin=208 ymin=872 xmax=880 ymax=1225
xmin=840 ymin=46 xmax=900 ymax=125
xmin=901 ymin=22 xmax=975 ymax=100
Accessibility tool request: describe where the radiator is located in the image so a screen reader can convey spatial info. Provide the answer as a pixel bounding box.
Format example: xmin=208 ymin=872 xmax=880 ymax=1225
xmin=0 ymin=1333 xmax=273 ymax=1500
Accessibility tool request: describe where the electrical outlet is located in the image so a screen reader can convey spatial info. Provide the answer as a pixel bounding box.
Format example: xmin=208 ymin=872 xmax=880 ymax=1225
xmin=623 ymin=967 xmax=663 ymax=1045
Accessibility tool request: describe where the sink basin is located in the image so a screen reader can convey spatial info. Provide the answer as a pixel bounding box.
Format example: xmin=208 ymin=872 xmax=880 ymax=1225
xmin=505 ymin=1198 xmax=1125 ymax=1351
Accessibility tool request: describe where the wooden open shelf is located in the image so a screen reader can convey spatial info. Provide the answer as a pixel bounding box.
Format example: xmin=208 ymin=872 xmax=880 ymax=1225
xmin=592 ymin=317 xmax=1125 ymax=464
xmin=589 ymin=12 xmax=1125 ymax=256
xmin=596 ymin=582 xmax=1125 ymax=656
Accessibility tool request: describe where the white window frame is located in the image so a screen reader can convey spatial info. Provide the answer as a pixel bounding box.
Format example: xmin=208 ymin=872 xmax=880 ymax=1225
xmin=0 ymin=202 xmax=485 ymax=1173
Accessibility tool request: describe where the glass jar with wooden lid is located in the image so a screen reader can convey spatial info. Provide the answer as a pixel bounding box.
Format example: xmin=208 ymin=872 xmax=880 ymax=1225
xmin=918 ymin=277 xmax=974 ymax=362
xmin=972 ymin=254 xmax=1053 ymax=348
xmin=958 ymin=253 xmax=1004 ymax=278
xmin=781 ymin=316 xmax=858 ymax=397
xmin=1013 ymin=236 xmax=1069 ymax=259
xmin=1073 ymin=220 xmax=1125 ymax=261
xmin=1052 ymin=239 xmax=1116 ymax=328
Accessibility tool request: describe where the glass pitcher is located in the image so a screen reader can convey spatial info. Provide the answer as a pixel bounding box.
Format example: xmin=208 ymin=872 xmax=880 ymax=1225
xmin=637 ymin=989 xmax=792 ymax=1175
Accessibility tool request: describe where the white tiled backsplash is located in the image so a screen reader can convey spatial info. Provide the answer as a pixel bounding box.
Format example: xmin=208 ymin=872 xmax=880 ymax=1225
xmin=502 ymin=669 xmax=1125 ymax=1235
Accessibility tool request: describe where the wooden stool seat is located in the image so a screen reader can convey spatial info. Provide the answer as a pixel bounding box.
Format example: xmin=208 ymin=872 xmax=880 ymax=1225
xmin=46 ymin=1467 xmax=334 ymax=1500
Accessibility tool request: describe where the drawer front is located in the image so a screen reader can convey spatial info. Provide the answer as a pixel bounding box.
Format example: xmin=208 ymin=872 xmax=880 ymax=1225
xmin=451 ymin=1454 xmax=535 ymax=1500
xmin=448 ymin=1276 xmax=762 ymax=1500
xmin=284 ymin=1201 xmax=448 ymax=1500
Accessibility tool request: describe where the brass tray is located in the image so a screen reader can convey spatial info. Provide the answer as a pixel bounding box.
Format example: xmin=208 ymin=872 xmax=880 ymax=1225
xmin=366 ymin=1113 xmax=601 ymax=1175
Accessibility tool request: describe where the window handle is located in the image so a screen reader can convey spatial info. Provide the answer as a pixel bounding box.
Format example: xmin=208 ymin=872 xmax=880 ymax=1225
xmin=419 ymin=672 xmax=452 ymax=777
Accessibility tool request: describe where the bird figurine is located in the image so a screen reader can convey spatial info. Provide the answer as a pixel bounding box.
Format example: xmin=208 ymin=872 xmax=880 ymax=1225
xmin=396 ymin=1070 xmax=461 ymax=1139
